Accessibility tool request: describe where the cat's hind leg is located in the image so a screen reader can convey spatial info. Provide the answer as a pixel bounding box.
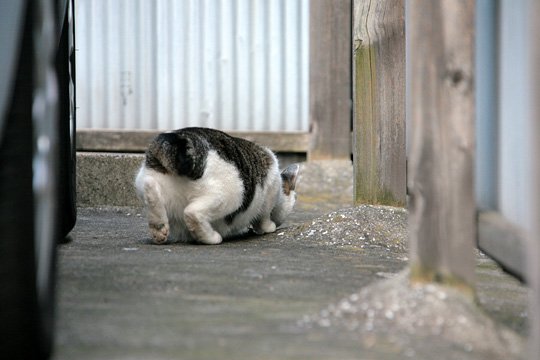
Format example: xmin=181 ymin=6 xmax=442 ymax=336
xmin=183 ymin=199 xmax=223 ymax=245
xmin=136 ymin=172 xmax=169 ymax=244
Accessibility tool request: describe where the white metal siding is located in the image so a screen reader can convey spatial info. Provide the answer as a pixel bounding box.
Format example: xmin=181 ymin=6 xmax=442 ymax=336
xmin=498 ymin=0 xmax=532 ymax=231
xmin=75 ymin=0 xmax=309 ymax=132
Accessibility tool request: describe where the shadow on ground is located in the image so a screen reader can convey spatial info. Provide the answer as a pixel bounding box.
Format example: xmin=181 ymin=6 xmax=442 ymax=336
xmin=54 ymin=161 xmax=527 ymax=360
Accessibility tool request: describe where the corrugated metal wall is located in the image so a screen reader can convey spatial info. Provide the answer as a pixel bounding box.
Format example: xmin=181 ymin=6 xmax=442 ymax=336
xmin=75 ymin=0 xmax=309 ymax=131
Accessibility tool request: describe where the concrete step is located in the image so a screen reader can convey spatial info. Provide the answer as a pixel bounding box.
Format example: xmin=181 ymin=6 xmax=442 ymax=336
xmin=76 ymin=152 xmax=144 ymax=207
xmin=76 ymin=152 xmax=349 ymax=208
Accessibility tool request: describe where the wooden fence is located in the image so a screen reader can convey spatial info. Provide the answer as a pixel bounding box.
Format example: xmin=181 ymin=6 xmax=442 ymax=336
xmin=308 ymin=0 xmax=352 ymax=160
xmin=352 ymin=0 xmax=538 ymax=357
xmin=407 ymin=0 xmax=476 ymax=290
xmin=352 ymin=0 xmax=406 ymax=207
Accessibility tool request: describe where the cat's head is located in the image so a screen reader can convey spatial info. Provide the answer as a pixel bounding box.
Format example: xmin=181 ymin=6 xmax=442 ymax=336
xmin=146 ymin=132 xmax=206 ymax=179
xmin=272 ymin=163 xmax=300 ymax=226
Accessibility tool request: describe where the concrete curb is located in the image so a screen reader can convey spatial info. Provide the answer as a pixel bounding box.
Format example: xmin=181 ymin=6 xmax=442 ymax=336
xmin=76 ymin=152 xmax=143 ymax=207
xmin=76 ymin=152 xmax=350 ymax=208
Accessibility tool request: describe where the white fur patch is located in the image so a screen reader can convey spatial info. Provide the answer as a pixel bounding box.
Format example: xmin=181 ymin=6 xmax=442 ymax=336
xmin=135 ymin=149 xmax=296 ymax=244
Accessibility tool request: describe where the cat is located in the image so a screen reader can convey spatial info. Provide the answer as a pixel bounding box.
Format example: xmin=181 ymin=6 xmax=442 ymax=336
xmin=135 ymin=127 xmax=299 ymax=245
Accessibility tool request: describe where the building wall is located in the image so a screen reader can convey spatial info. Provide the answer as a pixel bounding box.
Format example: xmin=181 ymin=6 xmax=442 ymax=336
xmin=75 ymin=0 xmax=309 ymax=132
xmin=498 ymin=0 xmax=532 ymax=231
xmin=476 ymin=0 xmax=533 ymax=232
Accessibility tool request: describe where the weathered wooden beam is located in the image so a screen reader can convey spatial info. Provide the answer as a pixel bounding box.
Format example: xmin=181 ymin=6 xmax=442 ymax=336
xmin=352 ymin=0 xmax=406 ymax=206
xmin=308 ymin=0 xmax=352 ymax=160
xmin=76 ymin=129 xmax=310 ymax=153
xmin=407 ymin=1 xmax=476 ymax=290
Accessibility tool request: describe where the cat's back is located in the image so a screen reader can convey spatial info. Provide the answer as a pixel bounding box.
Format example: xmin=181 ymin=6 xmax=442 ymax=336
xmin=175 ymin=127 xmax=275 ymax=175
xmin=135 ymin=127 xmax=295 ymax=243
xmin=140 ymin=126 xmax=279 ymax=208
xmin=169 ymin=128 xmax=280 ymax=224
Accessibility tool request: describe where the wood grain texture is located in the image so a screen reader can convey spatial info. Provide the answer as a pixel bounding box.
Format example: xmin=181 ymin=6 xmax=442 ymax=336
xmin=308 ymin=0 xmax=352 ymax=160
xmin=407 ymin=1 xmax=476 ymax=289
xmin=76 ymin=129 xmax=310 ymax=153
xmin=352 ymin=0 xmax=406 ymax=206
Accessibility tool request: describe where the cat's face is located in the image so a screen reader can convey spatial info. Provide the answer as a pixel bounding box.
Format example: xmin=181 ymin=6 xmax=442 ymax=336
xmin=281 ymin=163 xmax=299 ymax=199
xmin=273 ymin=164 xmax=300 ymax=225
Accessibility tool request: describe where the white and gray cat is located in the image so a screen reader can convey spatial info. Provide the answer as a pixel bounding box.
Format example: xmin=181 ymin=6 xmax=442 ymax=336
xmin=135 ymin=127 xmax=299 ymax=245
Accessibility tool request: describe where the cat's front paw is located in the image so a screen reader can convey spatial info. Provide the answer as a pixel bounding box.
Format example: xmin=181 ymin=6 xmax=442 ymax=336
xmin=149 ymin=223 xmax=169 ymax=244
xmin=198 ymin=231 xmax=223 ymax=245
xmin=253 ymin=219 xmax=276 ymax=235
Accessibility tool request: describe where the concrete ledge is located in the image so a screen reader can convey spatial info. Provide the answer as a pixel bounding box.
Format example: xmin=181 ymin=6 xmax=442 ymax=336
xmin=77 ymin=129 xmax=310 ymax=153
xmin=76 ymin=153 xmax=348 ymax=209
xmin=77 ymin=152 xmax=144 ymax=207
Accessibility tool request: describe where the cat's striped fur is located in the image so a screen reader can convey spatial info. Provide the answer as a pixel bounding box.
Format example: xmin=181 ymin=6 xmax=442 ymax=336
xmin=135 ymin=127 xmax=299 ymax=245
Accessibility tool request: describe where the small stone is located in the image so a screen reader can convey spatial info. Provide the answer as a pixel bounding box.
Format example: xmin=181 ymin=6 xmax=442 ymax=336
xmin=340 ymin=300 xmax=352 ymax=311
xmin=404 ymin=348 xmax=416 ymax=357
xmin=318 ymin=318 xmax=331 ymax=327
xmin=436 ymin=291 xmax=447 ymax=300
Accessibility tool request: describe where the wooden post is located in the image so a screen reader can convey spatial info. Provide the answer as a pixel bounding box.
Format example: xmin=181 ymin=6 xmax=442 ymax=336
xmin=352 ymin=0 xmax=406 ymax=206
xmin=407 ymin=1 xmax=476 ymax=290
xmin=308 ymin=0 xmax=351 ymax=160
xmin=528 ymin=0 xmax=540 ymax=356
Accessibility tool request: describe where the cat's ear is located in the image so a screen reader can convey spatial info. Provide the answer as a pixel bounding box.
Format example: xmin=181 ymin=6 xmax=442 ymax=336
xmin=281 ymin=164 xmax=300 ymax=195
xmin=177 ymin=136 xmax=195 ymax=156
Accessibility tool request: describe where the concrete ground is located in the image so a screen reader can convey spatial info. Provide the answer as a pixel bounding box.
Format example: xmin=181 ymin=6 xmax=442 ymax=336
xmin=54 ymin=160 xmax=528 ymax=360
